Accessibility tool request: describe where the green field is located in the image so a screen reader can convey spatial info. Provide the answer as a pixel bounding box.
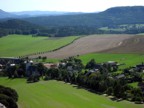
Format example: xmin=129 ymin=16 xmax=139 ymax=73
xmin=79 ymin=53 xmax=144 ymax=68
xmin=0 ymin=35 xmax=79 ymax=57
xmin=0 ymin=78 xmax=143 ymax=108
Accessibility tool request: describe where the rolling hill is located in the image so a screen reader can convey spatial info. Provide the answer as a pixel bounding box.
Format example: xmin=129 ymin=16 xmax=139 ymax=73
xmin=0 ymin=9 xmax=16 ymax=19
xmin=12 ymin=11 xmax=83 ymax=17
xmin=1 ymin=6 xmax=144 ymax=37
xmin=0 ymin=34 xmax=79 ymax=57
xmin=0 ymin=78 xmax=143 ymax=108
xmin=101 ymin=35 xmax=144 ymax=53
xmin=0 ymin=19 xmax=43 ymax=37
xmin=29 ymin=34 xmax=133 ymax=59
xmin=24 ymin=6 xmax=144 ymax=27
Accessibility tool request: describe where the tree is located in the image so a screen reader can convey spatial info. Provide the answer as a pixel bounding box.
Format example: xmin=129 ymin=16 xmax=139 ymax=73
xmin=131 ymin=88 xmax=143 ymax=103
xmin=42 ymin=56 xmax=47 ymax=62
xmin=0 ymin=85 xmax=18 ymax=108
xmin=0 ymin=86 xmax=18 ymax=102
xmin=0 ymin=94 xmax=18 ymax=108
xmin=85 ymin=59 xmax=96 ymax=69
xmin=106 ymin=87 xmax=113 ymax=95
xmin=113 ymin=80 xmax=122 ymax=98
xmin=46 ymin=68 xmax=60 ymax=79
xmin=37 ymin=63 xmax=46 ymax=77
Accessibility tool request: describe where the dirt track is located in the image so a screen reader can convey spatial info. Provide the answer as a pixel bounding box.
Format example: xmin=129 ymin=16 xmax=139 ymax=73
xmin=30 ymin=34 xmax=134 ymax=59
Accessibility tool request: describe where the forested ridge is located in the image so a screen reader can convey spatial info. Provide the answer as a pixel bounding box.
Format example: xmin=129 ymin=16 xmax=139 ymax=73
xmin=1 ymin=6 xmax=144 ymax=37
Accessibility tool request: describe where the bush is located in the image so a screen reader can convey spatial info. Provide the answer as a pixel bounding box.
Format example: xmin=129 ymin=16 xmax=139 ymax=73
xmin=106 ymin=87 xmax=113 ymax=95
xmin=0 ymin=93 xmax=18 ymax=108
xmin=134 ymin=96 xmax=143 ymax=104
xmin=0 ymin=85 xmax=18 ymax=102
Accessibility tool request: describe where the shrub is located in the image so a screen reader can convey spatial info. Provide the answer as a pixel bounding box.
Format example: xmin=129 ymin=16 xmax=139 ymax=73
xmin=0 ymin=93 xmax=18 ymax=108
xmin=0 ymin=86 xmax=18 ymax=102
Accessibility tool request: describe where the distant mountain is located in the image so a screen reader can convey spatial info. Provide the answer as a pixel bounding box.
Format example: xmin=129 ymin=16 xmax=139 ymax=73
xmin=23 ymin=6 xmax=144 ymax=27
xmin=1 ymin=6 xmax=144 ymax=37
xmin=12 ymin=11 xmax=83 ymax=17
xmin=0 ymin=9 xmax=84 ymax=19
xmin=0 ymin=9 xmax=17 ymax=19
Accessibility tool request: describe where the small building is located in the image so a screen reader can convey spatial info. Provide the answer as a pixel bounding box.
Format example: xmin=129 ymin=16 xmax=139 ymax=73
xmin=103 ymin=61 xmax=119 ymax=72
xmin=94 ymin=64 xmax=102 ymax=70
xmin=85 ymin=69 xmax=99 ymax=76
xmin=44 ymin=63 xmax=58 ymax=69
xmin=136 ymin=64 xmax=144 ymax=72
xmin=115 ymin=74 xmax=125 ymax=79
xmin=107 ymin=61 xmax=118 ymax=66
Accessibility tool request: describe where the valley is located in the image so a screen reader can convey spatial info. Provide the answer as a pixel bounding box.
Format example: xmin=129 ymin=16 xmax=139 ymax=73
xmin=1 ymin=5 xmax=144 ymax=108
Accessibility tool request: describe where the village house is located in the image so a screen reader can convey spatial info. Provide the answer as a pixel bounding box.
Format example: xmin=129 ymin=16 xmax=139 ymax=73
xmin=136 ymin=64 xmax=144 ymax=72
xmin=85 ymin=69 xmax=99 ymax=76
xmin=115 ymin=74 xmax=125 ymax=79
xmin=44 ymin=63 xmax=58 ymax=69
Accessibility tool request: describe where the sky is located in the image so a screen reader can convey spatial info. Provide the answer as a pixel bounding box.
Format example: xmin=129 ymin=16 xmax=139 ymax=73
xmin=0 ymin=0 xmax=144 ymax=12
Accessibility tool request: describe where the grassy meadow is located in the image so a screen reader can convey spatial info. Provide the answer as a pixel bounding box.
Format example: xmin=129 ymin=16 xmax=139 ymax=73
xmin=1 ymin=34 xmax=144 ymax=108
xmin=0 ymin=34 xmax=79 ymax=57
xmin=79 ymin=53 xmax=144 ymax=68
xmin=0 ymin=77 xmax=144 ymax=108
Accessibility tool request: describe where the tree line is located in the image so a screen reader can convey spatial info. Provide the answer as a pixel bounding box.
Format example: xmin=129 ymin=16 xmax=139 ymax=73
xmin=1 ymin=6 xmax=144 ymax=37
xmin=1 ymin=19 xmax=144 ymax=38
xmin=1 ymin=57 xmax=144 ymax=103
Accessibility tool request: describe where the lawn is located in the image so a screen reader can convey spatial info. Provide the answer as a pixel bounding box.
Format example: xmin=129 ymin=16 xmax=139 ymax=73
xmin=129 ymin=82 xmax=139 ymax=88
xmin=0 ymin=77 xmax=143 ymax=108
xmin=0 ymin=35 xmax=79 ymax=57
xmin=79 ymin=53 xmax=144 ymax=68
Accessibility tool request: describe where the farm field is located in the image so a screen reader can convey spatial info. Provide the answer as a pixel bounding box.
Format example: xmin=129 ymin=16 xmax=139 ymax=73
xmin=0 ymin=34 xmax=79 ymax=57
xmin=101 ymin=35 xmax=144 ymax=53
xmin=30 ymin=34 xmax=133 ymax=59
xmin=79 ymin=53 xmax=144 ymax=68
xmin=0 ymin=77 xmax=144 ymax=108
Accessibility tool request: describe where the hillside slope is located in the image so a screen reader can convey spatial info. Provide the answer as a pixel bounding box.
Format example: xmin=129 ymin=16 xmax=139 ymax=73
xmin=29 ymin=34 xmax=132 ymax=59
xmin=0 ymin=9 xmax=16 ymax=19
xmin=0 ymin=78 xmax=143 ymax=108
xmin=101 ymin=35 xmax=144 ymax=53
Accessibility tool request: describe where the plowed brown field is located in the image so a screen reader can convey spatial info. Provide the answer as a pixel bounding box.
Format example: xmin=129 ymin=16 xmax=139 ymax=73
xmin=30 ymin=34 xmax=136 ymax=59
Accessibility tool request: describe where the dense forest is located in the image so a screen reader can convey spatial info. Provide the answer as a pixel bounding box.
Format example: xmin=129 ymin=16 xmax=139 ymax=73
xmin=1 ymin=6 xmax=144 ymax=37
xmin=24 ymin=6 xmax=144 ymax=27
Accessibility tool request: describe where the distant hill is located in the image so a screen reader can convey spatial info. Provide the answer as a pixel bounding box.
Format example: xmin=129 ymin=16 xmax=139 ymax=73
xmin=0 ymin=9 xmax=84 ymax=19
xmin=0 ymin=9 xmax=17 ymax=19
xmin=12 ymin=11 xmax=83 ymax=17
xmin=1 ymin=6 xmax=144 ymax=37
xmin=23 ymin=6 xmax=144 ymax=27
xmin=0 ymin=19 xmax=41 ymax=29
xmin=0 ymin=19 xmax=43 ymax=37
xmin=100 ymin=6 xmax=144 ymax=24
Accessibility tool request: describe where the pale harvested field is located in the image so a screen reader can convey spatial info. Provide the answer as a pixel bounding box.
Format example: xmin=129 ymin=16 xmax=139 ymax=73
xmin=30 ymin=34 xmax=133 ymax=59
xmin=101 ymin=35 xmax=144 ymax=53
